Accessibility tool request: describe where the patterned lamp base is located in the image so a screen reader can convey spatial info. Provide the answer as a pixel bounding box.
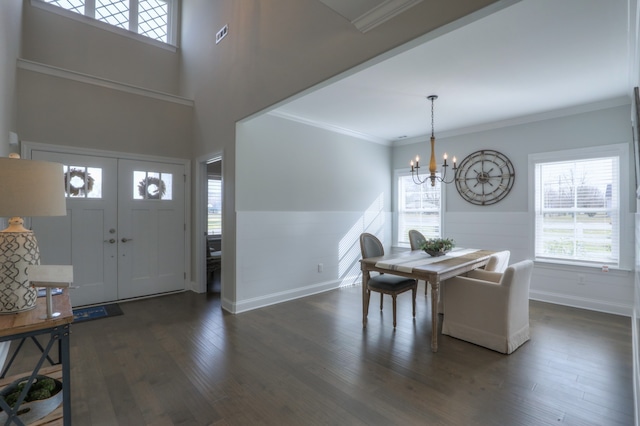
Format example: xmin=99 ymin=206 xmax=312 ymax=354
xmin=0 ymin=231 xmax=40 ymax=313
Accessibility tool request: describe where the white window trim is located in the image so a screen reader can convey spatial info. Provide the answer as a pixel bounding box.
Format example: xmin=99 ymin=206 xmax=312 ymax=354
xmin=393 ymin=168 xmax=446 ymax=248
xmin=528 ymin=143 xmax=630 ymax=270
xmin=31 ymin=0 xmax=178 ymax=52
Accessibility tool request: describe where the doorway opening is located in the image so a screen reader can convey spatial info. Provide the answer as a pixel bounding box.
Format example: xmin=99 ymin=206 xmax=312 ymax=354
xmin=206 ymin=159 xmax=222 ymax=293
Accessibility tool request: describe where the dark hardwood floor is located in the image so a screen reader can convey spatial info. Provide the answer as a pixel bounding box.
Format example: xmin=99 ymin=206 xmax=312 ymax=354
xmin=9 ymin=284 xmax=634 ymax=425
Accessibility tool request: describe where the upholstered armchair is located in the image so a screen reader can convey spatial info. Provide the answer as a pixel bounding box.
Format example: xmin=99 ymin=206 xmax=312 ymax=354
xmin=484 ymin=250 xmax=511 ymax=272
xmin=441 ymin=259 xmax=534 ymax=354
xmin=439 ymin=250 xmax=511 ymax=315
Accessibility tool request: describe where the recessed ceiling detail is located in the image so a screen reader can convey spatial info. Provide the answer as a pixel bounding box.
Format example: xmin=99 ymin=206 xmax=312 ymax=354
xmin=319 ymin=0 xmax=424 ymax=33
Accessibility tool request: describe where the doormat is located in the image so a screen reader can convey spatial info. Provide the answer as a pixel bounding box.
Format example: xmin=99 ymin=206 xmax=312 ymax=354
xmin=73 ymin=304 xmax=123 ymax=323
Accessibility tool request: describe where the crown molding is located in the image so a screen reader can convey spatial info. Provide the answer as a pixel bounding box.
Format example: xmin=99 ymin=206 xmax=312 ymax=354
xmin=393 ymin=96 xmax=631 ymax=146
xmin=319 ymin=0 xmax=424 ymax=33
xmin=352 ymin=0 xmax=424 ymax=33
xmin=268 ymin=110 xmax=392 ymax=146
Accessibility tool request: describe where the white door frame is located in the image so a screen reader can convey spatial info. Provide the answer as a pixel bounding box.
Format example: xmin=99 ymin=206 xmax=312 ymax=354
xmin=195 ymin=151 xmax=223 ymax=295
xmin=22 ymin=141 xmax=192 ymax=293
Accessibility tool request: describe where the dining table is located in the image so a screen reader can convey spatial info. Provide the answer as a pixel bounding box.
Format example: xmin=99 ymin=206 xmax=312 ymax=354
xmin=360 ymin=247 xmax=495 ymax=352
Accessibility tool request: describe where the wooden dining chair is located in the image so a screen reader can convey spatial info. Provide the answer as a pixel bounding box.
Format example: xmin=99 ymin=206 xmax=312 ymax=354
xmin=359 ymin=233 xmax=417 ymax=328
xmin=408 ymin=229 xmax=430 ymax=295
xmin=408 ymin=229 xmax=427 ymax=251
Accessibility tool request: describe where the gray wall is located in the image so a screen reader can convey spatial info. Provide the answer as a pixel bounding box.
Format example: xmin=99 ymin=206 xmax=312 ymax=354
xmin=22 ymin=2 xmax=180 ymax=94
xmin=180 ymin=0 xmax=503 ymax=155
xmin=11 ymin=0 xmax=635 ymax=315
xmin=394 ymin=104 xmax=635 ymax=315
xmin=16 ymin=2 xmax=192 ymax=159
xmin=17 ymin=69 xmax=193 ymax=158
xmin=179 ymin=0 xmax=506 ymax=308
xmin=234 ymin=113 xmax=392 ymax=311
xmin=237 ymin=114 xmax=391 ymax=212
xmin=0 ymin=0 xmax=22 ymax=157
xmin=394 ymin=104 xmax=633 ymax=212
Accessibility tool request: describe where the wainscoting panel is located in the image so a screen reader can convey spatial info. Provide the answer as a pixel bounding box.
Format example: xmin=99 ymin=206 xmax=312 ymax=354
xmin=235 ymin=211 xmax=633 ymax=316
xmin=234 ymin=210 xmax=392 ymax=313
xmin=446 ymin=212 xmax=633 ymax=316
xmin=444 ymin=212 xmax=530 ymax=263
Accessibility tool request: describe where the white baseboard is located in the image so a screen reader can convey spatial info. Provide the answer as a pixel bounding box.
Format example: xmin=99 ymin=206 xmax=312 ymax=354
xmin=225 ymin=280 xmax=342 ymax=314
xmin=529 ymin=289 xmax=632 ymax=317
xmin=633 ymin=307 xmax=640 ymax=426
xmin=187 ymin=280 xmax=204 ymax=293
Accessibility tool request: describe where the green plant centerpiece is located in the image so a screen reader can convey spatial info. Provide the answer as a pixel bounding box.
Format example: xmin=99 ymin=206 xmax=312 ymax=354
xmin=420 ymin=238 xmax=455 ymax=257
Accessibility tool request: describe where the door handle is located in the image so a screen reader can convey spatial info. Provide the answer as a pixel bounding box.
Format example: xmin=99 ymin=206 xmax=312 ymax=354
xmin=104 ymin=239 xmax=116 ymax=244
xmin=121 ymin=238 xmax=133 ymax=243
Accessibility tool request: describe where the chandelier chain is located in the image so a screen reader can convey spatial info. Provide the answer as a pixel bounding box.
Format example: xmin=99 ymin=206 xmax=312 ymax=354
xmin=431 ymin=97 xmax=435 ymax=139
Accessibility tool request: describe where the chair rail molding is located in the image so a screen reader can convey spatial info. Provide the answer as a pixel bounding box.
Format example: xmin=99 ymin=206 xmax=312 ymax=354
xmin=17 ymin=59 xmax=194 ymax=107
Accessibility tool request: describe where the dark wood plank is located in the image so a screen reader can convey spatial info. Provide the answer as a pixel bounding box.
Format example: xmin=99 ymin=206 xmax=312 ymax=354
xmin=4 ymin=285 xmax=634 ymax=425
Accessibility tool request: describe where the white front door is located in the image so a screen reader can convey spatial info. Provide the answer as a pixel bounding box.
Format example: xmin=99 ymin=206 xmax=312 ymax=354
xmin=30 ymin=150 xmax=186 ymax=306
xmin=117 ymin=159 xmax=185 ymax=299
xmin=31 ymin=150 xmax=118 ymax=306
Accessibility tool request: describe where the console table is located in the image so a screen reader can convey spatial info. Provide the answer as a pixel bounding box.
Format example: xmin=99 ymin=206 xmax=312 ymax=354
xmin=0 ymin=289 xmax=72 ymax=425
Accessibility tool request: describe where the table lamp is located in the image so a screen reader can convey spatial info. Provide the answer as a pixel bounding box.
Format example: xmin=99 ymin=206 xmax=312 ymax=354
xmin=0 ymin=155 xmax=67 ymax=314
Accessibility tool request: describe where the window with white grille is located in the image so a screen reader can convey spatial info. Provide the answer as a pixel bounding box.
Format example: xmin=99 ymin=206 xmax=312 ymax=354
xmin=95 ymin=0 xmax=129 ymax=30
xmin=46 ymin=0 xmax=84 ymax=14
xmin=207 ymin=177 xmax=222 ymax=235
xmin=38 ymin=0 xmax=176 ymax=45
xmin=133 ymin=170 xmax=173 ymax=200
xmin=396 ymin=171 xmax=443 ymax=247
xmin=531 ymin=145 xmax=624 ymax=266
xmin=63 ymin=165 xmax=103 ymax=198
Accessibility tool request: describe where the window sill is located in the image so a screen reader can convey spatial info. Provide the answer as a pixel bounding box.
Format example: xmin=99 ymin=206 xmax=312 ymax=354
xmin=534 ymin=259 xmax=631 ymax=274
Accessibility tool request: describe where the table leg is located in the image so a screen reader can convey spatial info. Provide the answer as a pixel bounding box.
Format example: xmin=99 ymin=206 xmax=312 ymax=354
xmin=430 ymin=280 xmax=439 ymax=352
xmin=61 ymin=324 xmax=71 ymax=426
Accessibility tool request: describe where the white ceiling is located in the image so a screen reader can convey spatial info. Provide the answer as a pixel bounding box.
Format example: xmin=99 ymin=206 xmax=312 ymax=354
xmin=271 ymin=0 xmax=634 ymax=145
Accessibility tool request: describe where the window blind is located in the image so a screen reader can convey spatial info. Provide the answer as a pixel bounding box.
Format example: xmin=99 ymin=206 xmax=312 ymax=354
xmin=534 ymin=156 xmax=619 ymax=265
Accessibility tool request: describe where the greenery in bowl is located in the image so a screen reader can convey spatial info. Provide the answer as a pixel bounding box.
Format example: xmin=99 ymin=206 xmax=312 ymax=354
xmin=420 ymin=238 xmax=455 ymax=255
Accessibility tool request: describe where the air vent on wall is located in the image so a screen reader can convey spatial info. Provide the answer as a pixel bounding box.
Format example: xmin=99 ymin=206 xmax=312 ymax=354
xmin=216 ymin=25 xmax=228 ymax=44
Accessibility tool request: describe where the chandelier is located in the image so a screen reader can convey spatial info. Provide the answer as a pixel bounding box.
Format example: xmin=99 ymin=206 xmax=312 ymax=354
xmin=410 ymin=95 xmax=457 ymax=186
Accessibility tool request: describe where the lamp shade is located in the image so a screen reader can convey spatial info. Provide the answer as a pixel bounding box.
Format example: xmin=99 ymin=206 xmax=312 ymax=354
xmin=0 ymin=157 xmax=66 ymax=313
xmin=0 ymin=157 xmax=67 ymax=218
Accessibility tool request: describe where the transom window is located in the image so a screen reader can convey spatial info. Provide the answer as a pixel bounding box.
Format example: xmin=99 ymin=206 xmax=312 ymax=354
xmin=133 ymin=170 xmax=173 ymax=200
xmin=532 ymin=145 xmax=622 ymax=266
xmin=38 ymin=0 xmax=177 ymax=45
xmin=396 ymin=172 xmax=443 ymax=247
xmin=63 ymin=165 xmax=103 ymax=198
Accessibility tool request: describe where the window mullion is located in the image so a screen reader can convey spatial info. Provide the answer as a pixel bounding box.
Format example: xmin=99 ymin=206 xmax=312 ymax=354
xmin=86 ymin=0 xmax=96 ymax=18
xmin=129 ymin=0 xmax=138 ymax=33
